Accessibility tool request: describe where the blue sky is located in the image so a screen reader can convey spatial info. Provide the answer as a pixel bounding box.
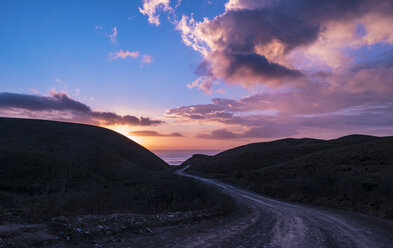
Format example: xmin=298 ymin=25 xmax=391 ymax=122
xmin=0 ymin=0 xmax=244 ymax=115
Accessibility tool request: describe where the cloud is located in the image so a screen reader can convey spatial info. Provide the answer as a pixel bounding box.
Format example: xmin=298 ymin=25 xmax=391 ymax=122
xmin=129 ymin=130 xmax=183 ymax=137
xmin=216 ymin=88 xmax=226 ymax=94
xmin=224 ymin=0 xmax=278 ymax=10
xmin=135 ymin=0 xmax=393 ymax=140
xmin=175 ymin=0 xmax=393 ymax=88
xmin=110 ymin=50 xmax=140 ymax=60
xmin=198 ymin=124 xmax=297 ymax=139
xmin=139 ymin=0 xmax=172 ymax=26
xmin=0 ymin=91 xmax=163 ymax=127
xmin=141 ymin=54 xmax=153 ymax=64
xmin=108 ymin=27 xmax=118 ymax=43
xmin=29 ymin=88 xmax=39 ymax=94
xmin=186 ymin=76 xmax=216 ymax=95
xmin=207 ymin=51 xmax=303 ymax=86
xmin=176 ymin=4 xmax=315 ymax=87
xmin=167 ymin=72 xmax=393 ymax=139
xmin=109 ymin=50 xmax=153 ymax=65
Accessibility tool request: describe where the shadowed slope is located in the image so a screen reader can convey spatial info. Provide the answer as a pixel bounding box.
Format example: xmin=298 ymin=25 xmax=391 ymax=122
xmin=0 ymin=118 xmax=232 ymax=220
xmin=182 ymin=135 xmax=378 ymax=177
xmin=0 ymin=117 xmax=167 ymax=171
xmin=182 ymin=135 xmax=393 ymax=220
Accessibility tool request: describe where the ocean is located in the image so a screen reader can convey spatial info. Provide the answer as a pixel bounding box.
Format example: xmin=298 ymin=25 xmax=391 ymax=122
xmin=153 ymin=150 xmax=221 ymax=165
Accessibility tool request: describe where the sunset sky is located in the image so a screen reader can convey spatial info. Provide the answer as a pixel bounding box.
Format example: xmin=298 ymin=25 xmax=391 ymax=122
xmin=1 ymin=0 xmax=393 ymax=150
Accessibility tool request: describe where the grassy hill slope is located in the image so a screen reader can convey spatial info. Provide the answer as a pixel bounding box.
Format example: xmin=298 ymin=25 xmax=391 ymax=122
xmin=182 ymin=135 xmax=393 ymax=220
xmin=0 ymin=118 xmax=230 ymax=221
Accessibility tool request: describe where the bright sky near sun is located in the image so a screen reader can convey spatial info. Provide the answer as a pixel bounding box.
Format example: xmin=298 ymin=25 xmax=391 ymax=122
xmin=1 ymin=0 xmax=393 ymax=150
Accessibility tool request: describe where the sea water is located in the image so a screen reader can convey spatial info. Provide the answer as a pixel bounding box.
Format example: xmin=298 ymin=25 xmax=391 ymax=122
xmin=153 ymin=150 xmax=221 ymax=165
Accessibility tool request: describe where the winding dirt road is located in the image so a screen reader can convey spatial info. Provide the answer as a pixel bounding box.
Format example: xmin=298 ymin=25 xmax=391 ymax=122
xmin=174 ymin=166 xmax=393 ymax=248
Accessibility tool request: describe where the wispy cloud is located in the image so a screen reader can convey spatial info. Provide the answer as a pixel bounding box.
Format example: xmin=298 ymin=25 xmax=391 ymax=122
xmin=216 ymin=88 xmax=226 ymax=94
xmin=107 ymin=27 xmax=118 ymax=43
xmin=197 ymin=125 xmax=297 ymax=139
xmin=141 ymin=54 xmax=153 ymax=65
xmin=54 ymin=78 xmax=63 ymax=83
xmin=139 ymin=0 xmax=172 ymax=26
xmin=130 ymin=130 xmax=183 ymax=137
xmin=109 ymin=50 xmax=153 ymax=65
xmin=186 ymin=76 xmax=216 ymax=95
xmin=110 ymin=50 xmax=140 ymax=60
xmin=28 ymin=88 xmax=39 ymax=94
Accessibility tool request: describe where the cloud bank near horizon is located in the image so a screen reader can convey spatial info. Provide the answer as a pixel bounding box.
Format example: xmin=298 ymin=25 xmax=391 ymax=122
xmin=129 ymin=130 xmax=183 ymax=137
xmin=0 ymin=91 xmax=163 ymax=127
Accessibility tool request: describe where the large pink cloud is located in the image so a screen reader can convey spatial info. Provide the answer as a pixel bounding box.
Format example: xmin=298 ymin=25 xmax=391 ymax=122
xmin=176 ymin=0 xmax=393 ymax=89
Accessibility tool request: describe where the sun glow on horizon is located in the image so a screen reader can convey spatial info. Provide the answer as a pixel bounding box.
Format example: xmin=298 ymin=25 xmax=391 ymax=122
xmin=105 ymin=125 xmax=146 ymax=145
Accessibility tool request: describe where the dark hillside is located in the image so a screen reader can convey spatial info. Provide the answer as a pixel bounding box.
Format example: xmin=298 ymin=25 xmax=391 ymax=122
xmin=0 ymin=117 xmax=166 ymax=171
xmin=182 ymin=135 xmax=393 ymax=220
xmin=0 ymin=118 xmax=232 ymax=221
xmin=182 ymin=135 xmax=378 ymax=177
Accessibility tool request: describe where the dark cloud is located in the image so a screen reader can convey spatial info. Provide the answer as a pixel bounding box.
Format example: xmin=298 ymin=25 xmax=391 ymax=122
xmin=0 ymin=92 xmax=163 ymax=126
xmin=0 ymin=92 xmax=91 ymax=112
xmin=223 ymin=52 xmax=303 ymax=80
xmin=129 ymin=131 xmax=183 ymax=137
xmin=194 ymin=60 xmax=214 ymax=77
xmin=206 ymin=7 xmax=320 ymax=54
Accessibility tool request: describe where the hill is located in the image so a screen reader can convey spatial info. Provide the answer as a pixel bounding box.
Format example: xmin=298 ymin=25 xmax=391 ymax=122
xmin=181 ymin=135 xmax=393 ymax=220
xmin=0 ymin=117 xmax=230 ymax=221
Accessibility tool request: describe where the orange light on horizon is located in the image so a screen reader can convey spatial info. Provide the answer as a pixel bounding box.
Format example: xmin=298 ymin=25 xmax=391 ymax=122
xmin=105 ymin=125 xmax=145 ymax=145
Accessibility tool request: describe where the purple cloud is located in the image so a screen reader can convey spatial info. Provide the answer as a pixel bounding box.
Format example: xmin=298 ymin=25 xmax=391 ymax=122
xmin=129 ymin=130 xmax=183 ymax=137
xmin=0 ymin=91 xmax=163 ymax=127
xmin=198 ymin=124 xmax=297 ymax=139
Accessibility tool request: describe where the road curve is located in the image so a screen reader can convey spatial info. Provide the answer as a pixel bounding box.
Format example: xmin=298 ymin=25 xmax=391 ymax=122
xmin=176 ymin=166 xmax=393 ymax=248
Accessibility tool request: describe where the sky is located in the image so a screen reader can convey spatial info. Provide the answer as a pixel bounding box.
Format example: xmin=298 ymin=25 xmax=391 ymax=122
xmin=1 ymin=0 xmax=393 ymax=150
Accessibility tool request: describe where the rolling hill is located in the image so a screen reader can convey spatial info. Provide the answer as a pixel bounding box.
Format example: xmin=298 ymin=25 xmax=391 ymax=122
xmin=182 ymin=135 xmax=393 ymax=220
xmin=0 ymin=117 xmax=228 ymax=221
